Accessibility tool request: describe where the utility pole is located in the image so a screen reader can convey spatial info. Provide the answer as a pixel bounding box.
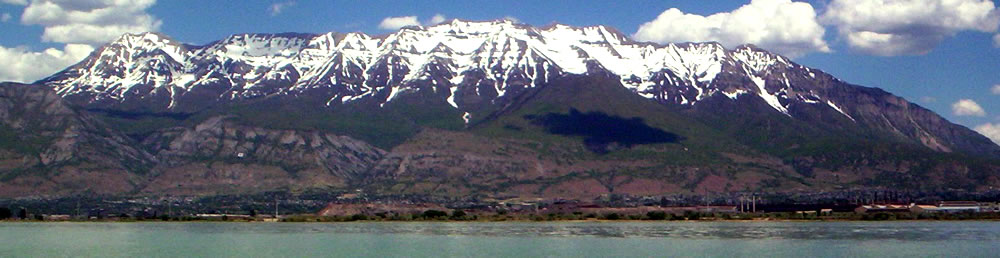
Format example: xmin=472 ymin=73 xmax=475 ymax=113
xmin=752 ymin=195 xmax=756 ymax=213
xmin=274 ymin=198 xmax=278 ymax=218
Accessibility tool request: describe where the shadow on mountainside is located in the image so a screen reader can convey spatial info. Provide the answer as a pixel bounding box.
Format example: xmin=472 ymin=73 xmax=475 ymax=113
xmin=526 ymin=109 xmax=680 ymax=153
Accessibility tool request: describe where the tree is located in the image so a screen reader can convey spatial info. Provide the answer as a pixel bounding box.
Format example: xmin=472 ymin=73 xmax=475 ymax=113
xmin=350 ymin=214 xmax=368 ymax=221
xmin=646 ymin=211 xmax=667 ymax=220
xmin=422 ymin=210 xmax=448 ymax=219
xmin=450 ymin=210 xmax=467 ymax=219
xmin=0 ymin=207 xmax=11 ymax=220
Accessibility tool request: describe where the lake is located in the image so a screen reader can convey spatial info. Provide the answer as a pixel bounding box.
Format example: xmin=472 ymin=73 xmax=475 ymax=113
xmin=1 ymin=221 xmax=998 ymax=257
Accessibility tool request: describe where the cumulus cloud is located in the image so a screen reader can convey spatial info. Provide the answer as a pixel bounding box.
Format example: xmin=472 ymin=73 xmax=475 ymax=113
xmin=633 ymin=0 xmax=830 ymax=57
xmin=0 ymin=0 xmax=162 ymax=83
xmin=0 ymin=44 xmax=93 ymax=83
xmin=1 ymin=13 xmax=10 ymax=22
xmin=822 ymin=0 xmax=1000 ymax=56
xmin=379 ymin=14 xmax=452 ymax=30
xmin=975 ymin=123 xmax=1000 ymax=145
xmin=268 ymin=1 xmax=295 ymax=16
xmin=428 ymin=14 xmax=446 ymax=25
xmin=20 ymin=0 xmax=162 ymax=46
xmin=952 ymin=99 xmax=987 ymax=116
xmin=992 ymin=84 xmax=1000 ymax=95
xmin=378 ymin=16 xmax=420 ymax=30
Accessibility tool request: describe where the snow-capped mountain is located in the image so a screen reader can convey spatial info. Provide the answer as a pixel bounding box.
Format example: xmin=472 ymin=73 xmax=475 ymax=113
xmin=42 ymin=20 xmax=836 ymax=115
xmin=5 ymin=19 xmax=1000 ymax=199
xmin=37 ymin=19 xmax=1000 ymax=158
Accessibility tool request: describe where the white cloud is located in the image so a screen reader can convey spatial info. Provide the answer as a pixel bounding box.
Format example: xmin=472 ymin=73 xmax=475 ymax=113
xmin=952 ymin=99 xmax=987 ymax=117
xmin=378 ymin=15 xmax=420 ymax=30
xmin=428 ymin=14 xmax=446 ymax=25
xmin=633 ymin=0 xmax=830 ymax=57
xmin=822 ymin=0 xmax=1000 ymax=56
xmin=379 ymin=14 xmax=452 ymax=30
xmin=974 ymin=123 xmax=1000 ymax=145
xmin=0 ymin=44 xmax=93 ymax=83
xmin=20 ymin=0 xmax=162 ymax=46
xmin=919 ymin=96 xmax=937 ymax=103
xmin=995 ymin=34 xmax=1000 ymax=47
xmin=503 ymin=16 xmax=520 ymax=23
xmin=268 ymin=1 xmax=295 ymax=16
xmin=0 ymin=0 xmax=162 ymax=84
xmin=1 ymin=13 xmax=10 ymax=22
xmin=992 ymin=84 xmax=1000 ymax=95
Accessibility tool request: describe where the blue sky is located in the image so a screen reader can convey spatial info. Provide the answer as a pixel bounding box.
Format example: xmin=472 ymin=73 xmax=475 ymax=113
xmin=0 ymin=0 xmax=998 ymax=139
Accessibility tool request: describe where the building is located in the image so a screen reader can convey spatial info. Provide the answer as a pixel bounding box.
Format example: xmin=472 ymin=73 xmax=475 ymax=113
xmin=908 ymin=201 xmax=985 ymax=214
xmin=854 ymin=204 xmax=911 ymax=213
xmin=909 ymin=205 xmax=941 ymax=213
xmin=42 ymin=214 xmax=71 ymax=221
xmin=981 ymin=202 xmax=1000 ymax=213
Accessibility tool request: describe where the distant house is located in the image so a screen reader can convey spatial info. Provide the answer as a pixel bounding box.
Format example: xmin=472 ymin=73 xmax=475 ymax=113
xmin=42 ymin=214 xmax=71 ymax=221
xmin=697 ymin=206 xmax=737 ymax=213
xmin=507 ymin=203 xmax=539 ymax=213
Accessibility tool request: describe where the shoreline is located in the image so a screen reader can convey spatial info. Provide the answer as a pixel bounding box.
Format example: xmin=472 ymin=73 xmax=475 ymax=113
xmin=4 ymin=217 xmax=1000 ymax=223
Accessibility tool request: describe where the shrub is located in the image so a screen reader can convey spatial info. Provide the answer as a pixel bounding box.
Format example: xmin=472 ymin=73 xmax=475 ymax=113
xmin=646 ymin=211 xmax=667 ymax=220
xmin=450 ymin=210 xmax=467 ymax=220
xmin=350 ymin=214 xmax=368 ymax=221
xmin=0 ymin=208 xmax=11 ymax=220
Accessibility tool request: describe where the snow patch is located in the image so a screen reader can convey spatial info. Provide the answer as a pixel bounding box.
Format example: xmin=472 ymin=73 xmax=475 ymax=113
xmin=750 ymin=75 xmax=788 ymax=115
xmin=826 ymin=100 xmax=856 ymax=122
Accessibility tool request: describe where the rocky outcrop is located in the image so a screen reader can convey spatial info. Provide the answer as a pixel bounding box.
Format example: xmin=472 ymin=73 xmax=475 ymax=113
xmin=0 ymin=82 xmax=155 ymax=197
xmin=139 ymin=116 xmax=386 ymax=195
xmin=0 ymin=83 xmax=388 ymax=197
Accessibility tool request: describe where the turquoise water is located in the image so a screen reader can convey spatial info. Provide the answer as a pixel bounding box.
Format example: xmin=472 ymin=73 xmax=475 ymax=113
xmin=1 ymin=221 xmax=999 ymax=257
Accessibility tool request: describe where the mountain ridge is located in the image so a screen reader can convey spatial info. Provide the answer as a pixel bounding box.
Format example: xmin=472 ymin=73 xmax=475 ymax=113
xmin=0 ymin=19 xmax=995 ymax=199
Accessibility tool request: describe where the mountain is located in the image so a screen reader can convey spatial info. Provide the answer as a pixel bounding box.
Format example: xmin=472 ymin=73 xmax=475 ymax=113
xmin=0 ymin=82 xmax=387 ymax=198
xmin=2 ymin=19 xmax=996 ymax=199
xmin=0 ymin=82 xmax=153 ymax=197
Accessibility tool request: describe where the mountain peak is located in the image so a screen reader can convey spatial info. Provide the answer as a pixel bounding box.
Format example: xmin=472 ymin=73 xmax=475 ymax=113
xmin=39 ymin=22 xmax=812 ymax=112
xmin=43 ymin=22 xmax=987 ymax=158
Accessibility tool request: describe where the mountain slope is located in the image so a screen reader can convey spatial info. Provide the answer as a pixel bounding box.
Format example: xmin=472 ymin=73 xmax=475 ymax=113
xmin=3 ymin=19 xmax=995 ymax=199
xmin=39 ymin=20 xmax=999 ymax=158
xmin=0 ymin=82 xmax=155 ymax=197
